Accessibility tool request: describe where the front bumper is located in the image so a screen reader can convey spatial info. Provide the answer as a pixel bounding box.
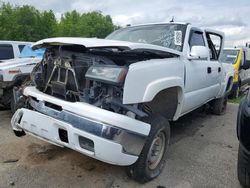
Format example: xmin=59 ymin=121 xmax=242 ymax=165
xmin=11 ymin=86 xmax=151 ymax=166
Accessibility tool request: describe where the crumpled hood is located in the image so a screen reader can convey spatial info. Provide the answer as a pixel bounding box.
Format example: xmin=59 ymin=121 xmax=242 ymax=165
xmin=32 ymin=37 xmax=181 ymax=56
xmin=0 ymin=57 xmax=42 ymax=70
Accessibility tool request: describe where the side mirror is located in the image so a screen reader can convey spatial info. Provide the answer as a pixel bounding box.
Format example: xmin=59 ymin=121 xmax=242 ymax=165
xmin=188 ymin=46 xmax=209 ymax=60
xmin=242 ymin=60 xmax=250 ymax=70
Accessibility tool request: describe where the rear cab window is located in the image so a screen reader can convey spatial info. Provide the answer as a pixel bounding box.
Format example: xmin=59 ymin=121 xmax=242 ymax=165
xmin=0 ymin=44 xmax=14 ymax=60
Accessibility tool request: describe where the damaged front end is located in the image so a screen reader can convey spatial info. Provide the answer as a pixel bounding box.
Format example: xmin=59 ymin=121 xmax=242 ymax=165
xmin=30 ymin=45 xmax=154 ymax=118
xmin=11 ymin=42 xmax=178 ymax=165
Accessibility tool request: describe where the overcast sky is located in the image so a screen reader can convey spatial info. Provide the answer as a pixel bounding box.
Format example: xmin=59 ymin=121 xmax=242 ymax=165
xmin=4 ymin=0 xmax=250 ymax=46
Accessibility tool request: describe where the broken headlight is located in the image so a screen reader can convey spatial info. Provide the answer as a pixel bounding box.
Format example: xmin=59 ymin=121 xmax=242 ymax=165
xmin=85 ymin=65 xmax=128 ymax=85
xmin=30 ymin=62 xmax=43 ymax=87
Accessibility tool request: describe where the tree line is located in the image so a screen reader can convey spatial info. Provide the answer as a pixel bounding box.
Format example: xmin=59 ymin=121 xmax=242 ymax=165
xmin=0 ymin=3 xmax=119 ymax=42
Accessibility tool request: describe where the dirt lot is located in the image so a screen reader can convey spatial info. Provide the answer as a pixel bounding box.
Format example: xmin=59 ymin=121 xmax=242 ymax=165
xmin=0 ymin=103 xmax=242 ymax=188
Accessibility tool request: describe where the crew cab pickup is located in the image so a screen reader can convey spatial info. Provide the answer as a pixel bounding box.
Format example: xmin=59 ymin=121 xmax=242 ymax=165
xmin=0 ymin=45 xmax=45 ymax=109
xmin=11 ymin=23 xmax=234 ymax=182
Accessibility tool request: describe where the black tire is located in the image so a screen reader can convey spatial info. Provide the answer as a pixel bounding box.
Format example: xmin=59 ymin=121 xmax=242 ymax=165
xmin=1 ymin=89 xmax=12 ymax=109
xmin=126 ymin=115 xmax=170 ymax=183
xmin=211 ymin=96 xmax=228 ymax=115
xmin=238 ymin=144 xmax=250 ymax=188
xmin=13 ymin=130 xmax=26 ymax=137
xmin=230 ymin=84 xmax=240 ymax=98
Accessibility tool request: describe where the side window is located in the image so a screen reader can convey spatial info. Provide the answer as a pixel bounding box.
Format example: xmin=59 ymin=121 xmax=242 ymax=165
xmin=0 ymin=44 xmax=14 ymax=60
xmin=206 ymin=33 xmax=222 ymax=60
xmin=18 ymin=45 xmax=25 ymax=53
xmin=189 ymin=30 xmax=205 ymax=49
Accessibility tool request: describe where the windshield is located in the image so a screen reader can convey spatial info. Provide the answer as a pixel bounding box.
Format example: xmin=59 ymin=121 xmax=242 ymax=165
xmin=19 ymin=45 xmax=45 ymax=58
xmin=106 ymin=24 xmax=187 ymax=52
xmin=220 ymin=49 xmax=239 ymax=64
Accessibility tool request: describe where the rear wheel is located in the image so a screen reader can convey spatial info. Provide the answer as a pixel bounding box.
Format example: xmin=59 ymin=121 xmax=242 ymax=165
xmin=126 ymin=115 xmax=170 ymax=183
xmin=230 ymin=83 xmax=240 ymax=98
xmin=238 ymin=144 xmax=250 ymax=188
xmin=211 ymin=96 xmax=228 ymax=115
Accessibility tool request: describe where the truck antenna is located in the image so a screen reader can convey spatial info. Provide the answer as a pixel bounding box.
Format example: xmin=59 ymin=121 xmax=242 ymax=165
xmin=170 ymin=16 xmax=175 ymax=23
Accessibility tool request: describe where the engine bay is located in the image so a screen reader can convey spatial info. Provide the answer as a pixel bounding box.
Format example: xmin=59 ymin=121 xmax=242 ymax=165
xmin=30 ymin=44 xmax=176 ymax=117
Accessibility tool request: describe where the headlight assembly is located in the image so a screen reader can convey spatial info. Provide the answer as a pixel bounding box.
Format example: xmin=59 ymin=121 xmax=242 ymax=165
xmin=85 ymin=65 xmax=128 ymax=85
xmin=30 ymin=62 xmax=43 ymax=86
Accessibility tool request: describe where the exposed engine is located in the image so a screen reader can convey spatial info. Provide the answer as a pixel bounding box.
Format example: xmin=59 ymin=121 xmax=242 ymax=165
xmin=30 ymin=44 xmax=175 ymax=117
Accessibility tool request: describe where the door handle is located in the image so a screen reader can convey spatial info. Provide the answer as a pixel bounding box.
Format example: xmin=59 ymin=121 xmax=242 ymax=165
xmin=218 ymin=67 xmax=221 ymax=72
xmin=207 ymin=67 xmax=212 ymax=74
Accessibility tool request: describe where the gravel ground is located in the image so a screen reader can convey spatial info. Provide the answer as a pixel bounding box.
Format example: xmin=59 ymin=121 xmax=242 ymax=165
xmin=0 ymin=103 xmax=242 ymax=188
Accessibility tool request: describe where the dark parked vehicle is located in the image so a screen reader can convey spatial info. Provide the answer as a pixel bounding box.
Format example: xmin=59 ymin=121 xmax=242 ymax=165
xmin=237 ymin=89 xmax=250 ymax=187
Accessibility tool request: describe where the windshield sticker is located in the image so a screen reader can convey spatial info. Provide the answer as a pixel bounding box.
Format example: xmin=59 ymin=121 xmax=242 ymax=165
xmin=174 ymin=31 xmax=182 ymax=46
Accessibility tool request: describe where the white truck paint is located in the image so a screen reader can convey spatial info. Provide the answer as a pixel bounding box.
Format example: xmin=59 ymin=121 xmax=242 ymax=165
xmin=0 ymin=57 xmax=41 ymax=81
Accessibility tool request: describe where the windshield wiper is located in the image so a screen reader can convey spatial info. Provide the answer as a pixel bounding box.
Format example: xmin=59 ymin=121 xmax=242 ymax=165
xmin=121 ymin=49 xmax=177 ymax=58
xmin=89 ymin=46 xmax=129 ymax=53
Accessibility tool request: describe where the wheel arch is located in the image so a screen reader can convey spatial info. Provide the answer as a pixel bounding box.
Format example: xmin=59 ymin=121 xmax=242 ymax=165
xmin=142 ymin=86 xmax=184 ymax=121
xmin=226 ymin=76 xmax=234 ymax=93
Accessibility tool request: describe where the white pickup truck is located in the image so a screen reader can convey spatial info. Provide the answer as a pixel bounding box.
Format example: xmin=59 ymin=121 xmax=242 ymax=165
xmin=0 ymin=45 xmax=44 ymax=109
xmin=11 ymin=22 xmax=234 ymax=182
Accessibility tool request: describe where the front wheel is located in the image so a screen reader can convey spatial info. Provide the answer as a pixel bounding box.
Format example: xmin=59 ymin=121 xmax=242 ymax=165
xmin=126 ymin=115 xmax=170 ymax=183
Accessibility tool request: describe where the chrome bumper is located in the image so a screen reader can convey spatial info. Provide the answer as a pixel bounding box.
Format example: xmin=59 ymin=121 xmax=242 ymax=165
xmin=11 ymin=86 xmax=151 ymax=166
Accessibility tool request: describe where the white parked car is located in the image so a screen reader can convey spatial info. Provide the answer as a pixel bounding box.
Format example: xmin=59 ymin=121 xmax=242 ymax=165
xmin=0 ymin=41 xmax=32 ymax=61
xmin=0 ymin=45 xmax=44 ymax=109
xmin=11 ymin=23 xmax=234 ymax=182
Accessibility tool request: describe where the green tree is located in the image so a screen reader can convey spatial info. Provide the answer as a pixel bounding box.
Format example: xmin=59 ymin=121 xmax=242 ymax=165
xmin=80 ymin=11 xmax=116 ymax=38
xmin=11 ymin=5 xmax=41 ymax=41
xmin=57 ymin=10 xmax=82 ymax=37
xmin=40 ymin=10 xmax=57 ymax=39
xmin=57 ymin=11 xmax=117 ymax=38
xmin=0 ymin=3 xmax=118 ymax=41
xmin=0 ymin=3 xmax=15 ymax=40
